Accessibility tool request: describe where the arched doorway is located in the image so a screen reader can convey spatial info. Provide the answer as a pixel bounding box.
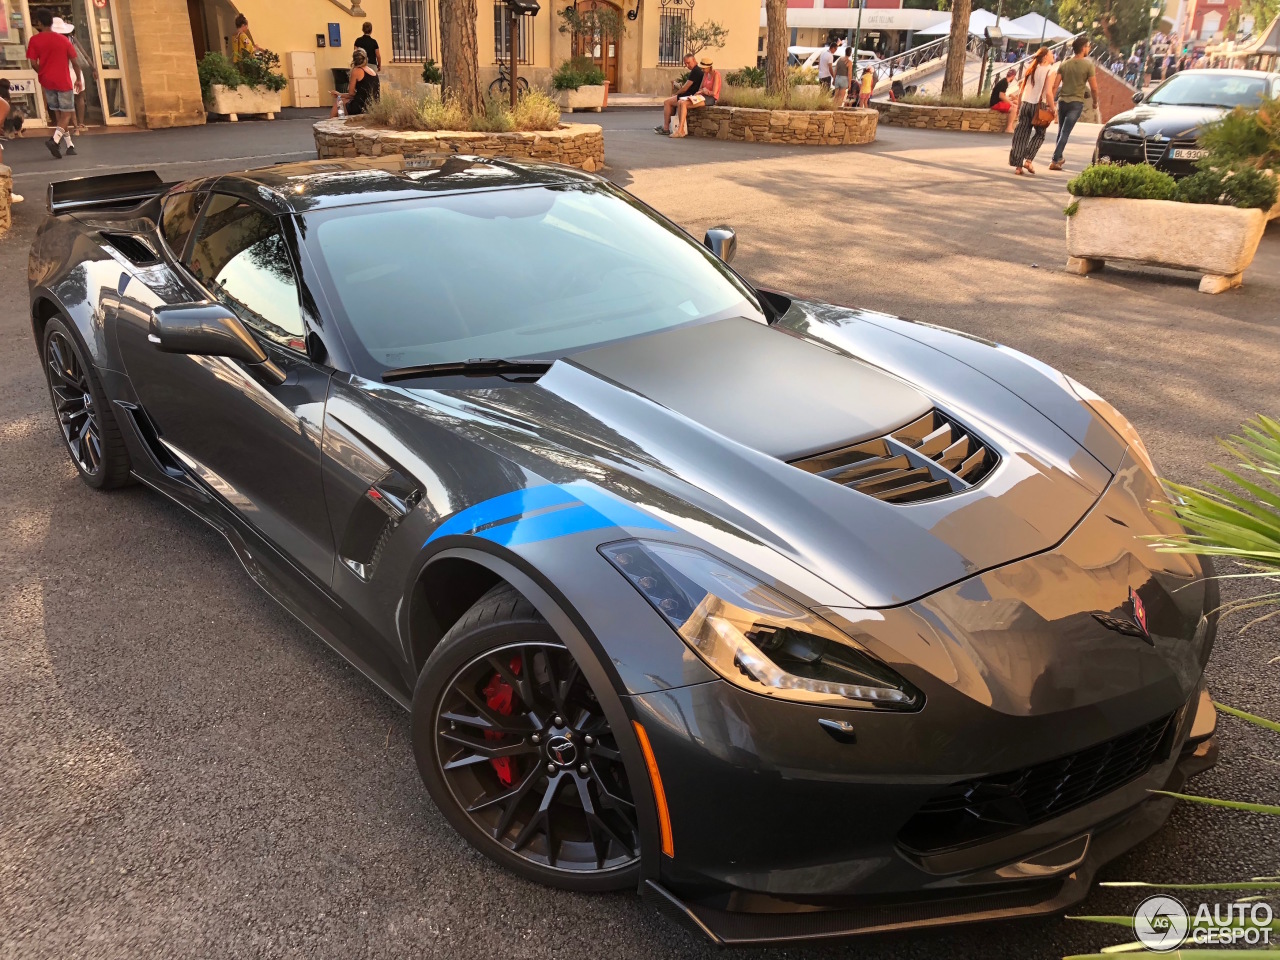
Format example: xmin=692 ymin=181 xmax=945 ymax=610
xmin=572 ymin=0 xmax=622 ymax=91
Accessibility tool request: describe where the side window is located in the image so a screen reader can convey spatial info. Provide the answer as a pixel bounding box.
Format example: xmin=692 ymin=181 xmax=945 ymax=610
xmin=159 ymin=191 xmax=202 ymax=258
xmin=185 ymin=194 xmax=307 ymax=352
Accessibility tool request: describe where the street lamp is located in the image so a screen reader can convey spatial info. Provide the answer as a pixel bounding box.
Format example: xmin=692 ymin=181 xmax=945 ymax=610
xmin=852 ymin=0 xmax=867 ymax=66
xmin=1138 ymin=1 xmax=1161 ymax=89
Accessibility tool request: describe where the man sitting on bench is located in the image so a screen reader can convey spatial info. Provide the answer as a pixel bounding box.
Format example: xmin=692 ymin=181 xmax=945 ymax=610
xmin=671 ymin=58 xmax=722 ymax=138
xmin=656 ymin=54 xmax=702 ymax=135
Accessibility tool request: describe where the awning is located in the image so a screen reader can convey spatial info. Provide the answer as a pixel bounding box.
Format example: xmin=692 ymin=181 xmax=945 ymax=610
xmin=916 ymin=10 xmax=1040 ymax=38
xmin=1237 ymin=12 xmax=1280 ymax=55
xmin=761 ymin=6 xmax=950 ymax=33
xmin=1007 ymin=12 xmax=1075 ymax=41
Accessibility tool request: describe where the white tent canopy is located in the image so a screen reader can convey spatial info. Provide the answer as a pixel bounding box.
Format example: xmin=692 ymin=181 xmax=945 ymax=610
xmin=916 ymin=9 xmax=1041 ymax=39
xmin=1008 ymin=12 xmax=1076 ymax=41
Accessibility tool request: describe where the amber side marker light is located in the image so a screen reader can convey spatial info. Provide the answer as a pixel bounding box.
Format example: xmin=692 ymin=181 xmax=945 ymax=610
xmin=632 ymin=721 xmax=675 ymax=857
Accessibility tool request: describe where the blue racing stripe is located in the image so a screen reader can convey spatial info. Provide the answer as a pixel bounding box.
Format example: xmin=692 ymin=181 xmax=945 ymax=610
xmin=426 ymin=480 xmax=671 ymax=547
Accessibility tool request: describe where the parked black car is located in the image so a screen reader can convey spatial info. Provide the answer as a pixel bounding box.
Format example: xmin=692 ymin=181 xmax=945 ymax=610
xmin=1094 ymin=68 xmax=1280 ymax=177
xmin=30 ymin=156 xmax=1220 ymax=946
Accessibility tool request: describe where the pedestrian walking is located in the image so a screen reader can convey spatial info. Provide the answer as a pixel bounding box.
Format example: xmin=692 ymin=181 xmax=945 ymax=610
xmin=52 ymin=17 xmax=90 ymax=135
xmin=818 ymin=39 xmax=838 ymax=90
xmin=0 ymin=79 xmax=24 ymax=203
xmin=1048 ymin=37 xmax=1098 ymax=171
xmin=1009 ymin=44 xmax=1056 ymax=176
xmin=25 ymin=7 xmax=79 ymax=159
xmin=355 ymin=21 xmax=382 ymax=70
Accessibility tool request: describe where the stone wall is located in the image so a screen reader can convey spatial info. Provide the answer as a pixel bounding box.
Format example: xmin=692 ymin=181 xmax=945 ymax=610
xmin=0 ymin=165 xmax=11 ymax=237
xmin=116 ymin=0 xmax=206 ymax=128
xmin=686 ymin=107 xmax=878 ymax=146
xmin=313 ymin=119 xmax=606 ymax=172
xmin=873 ymin=101 xmax=1010 ymax=133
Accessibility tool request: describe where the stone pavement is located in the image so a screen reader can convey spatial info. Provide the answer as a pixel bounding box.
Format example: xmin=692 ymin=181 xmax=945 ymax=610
xmin=1 ymin=110 xmax=1277 ymax=960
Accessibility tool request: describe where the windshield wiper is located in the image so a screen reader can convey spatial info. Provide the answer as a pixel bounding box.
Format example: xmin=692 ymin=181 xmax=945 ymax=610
xmin=381 ymin=358 xmax=553 ymax=384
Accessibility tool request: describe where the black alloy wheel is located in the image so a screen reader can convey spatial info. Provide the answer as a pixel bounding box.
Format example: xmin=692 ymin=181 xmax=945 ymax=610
xmin=42 ymin=317 xmax=131 ymax=489
xmin=413 ymin=587 xmax=641 ymax=891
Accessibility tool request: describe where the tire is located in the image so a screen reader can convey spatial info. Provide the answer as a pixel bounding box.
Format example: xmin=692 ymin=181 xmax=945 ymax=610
xmin=488 ymin=77 xmax=507 ymax=97
xmin=41 ymin=316 xmax=132 ymax=490
xmin=411 ymin=584 xmax=642 ymax=892
xmin=516 ymin=77 xmax=530 ymax=96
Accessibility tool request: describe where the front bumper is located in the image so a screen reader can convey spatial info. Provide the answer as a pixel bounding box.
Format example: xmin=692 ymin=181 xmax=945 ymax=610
xmin=641 ymin=690 xmax=1218 ymax=946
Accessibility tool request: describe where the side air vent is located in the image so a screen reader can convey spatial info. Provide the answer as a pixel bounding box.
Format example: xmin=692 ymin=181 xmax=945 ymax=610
xmin=790 ymin=410 xmax=999 ymax=505
xmin=101 ymin=232 xmax=161 ymax=267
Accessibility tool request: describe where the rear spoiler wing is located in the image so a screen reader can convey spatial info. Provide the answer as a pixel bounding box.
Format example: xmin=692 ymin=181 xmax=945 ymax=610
xmin=47 ymin=170 xmax=174 ymax=216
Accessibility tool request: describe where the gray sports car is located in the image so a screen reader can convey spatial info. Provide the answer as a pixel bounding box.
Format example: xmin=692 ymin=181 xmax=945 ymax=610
xmin=29 ymin=156 xmax=1218 ymax=945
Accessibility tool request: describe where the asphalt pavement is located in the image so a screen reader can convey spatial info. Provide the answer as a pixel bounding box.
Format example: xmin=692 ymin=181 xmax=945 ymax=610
xmin=1 ymin=110 xmax=1277 ymax=960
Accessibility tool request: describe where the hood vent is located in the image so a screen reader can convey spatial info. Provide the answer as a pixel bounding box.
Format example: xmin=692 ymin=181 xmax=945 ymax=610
xmin=790 ymin=410 xmax=999 ymax=504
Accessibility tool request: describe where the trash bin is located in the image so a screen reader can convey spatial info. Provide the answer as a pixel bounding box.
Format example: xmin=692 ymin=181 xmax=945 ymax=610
xmin=332 ymin=67 xmax=351 ymax=94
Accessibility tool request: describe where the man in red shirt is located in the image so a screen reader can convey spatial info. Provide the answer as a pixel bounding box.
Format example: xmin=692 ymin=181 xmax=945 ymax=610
xmin=26 ymin=7 xmax=80 ymax=158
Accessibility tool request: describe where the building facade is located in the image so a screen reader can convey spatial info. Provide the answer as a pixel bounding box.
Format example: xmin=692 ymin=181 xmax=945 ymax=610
xmin=0 ymin=0 xmax=755 ymax=131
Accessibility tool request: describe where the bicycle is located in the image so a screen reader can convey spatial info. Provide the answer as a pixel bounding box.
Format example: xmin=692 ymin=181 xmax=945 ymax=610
xmin=488 ymin=62 xmax=530 ymax=98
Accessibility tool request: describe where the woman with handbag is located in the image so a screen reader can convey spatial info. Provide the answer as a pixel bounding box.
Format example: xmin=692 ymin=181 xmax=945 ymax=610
xmin=1009 ymin=44 xmax=1056 ymax=175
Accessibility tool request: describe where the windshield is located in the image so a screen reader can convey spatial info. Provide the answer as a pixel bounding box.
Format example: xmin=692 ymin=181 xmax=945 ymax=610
xmin=1146 ymin=72 xmax=1268 ymax=108
xmin=308 ymin=183 xmax=761 ymax=374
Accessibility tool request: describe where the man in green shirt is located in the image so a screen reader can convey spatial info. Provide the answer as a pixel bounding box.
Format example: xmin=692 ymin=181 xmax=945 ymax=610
xmin=1048 ymin=36 xmax=1099 ymax=170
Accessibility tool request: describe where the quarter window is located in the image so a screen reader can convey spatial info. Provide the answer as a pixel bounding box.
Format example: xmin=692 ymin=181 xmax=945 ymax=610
xmin=159 ymin=191 xmax=202 ymax=258
xmin=186 ymin=195 xmax=307 ymax=352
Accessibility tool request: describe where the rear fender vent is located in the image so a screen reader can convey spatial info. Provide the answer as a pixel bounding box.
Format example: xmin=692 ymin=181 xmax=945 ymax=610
xmin=100 ymin=232 xmax=161 ymax=267
xmin=791 ymin=410 xmax=999 ymax=504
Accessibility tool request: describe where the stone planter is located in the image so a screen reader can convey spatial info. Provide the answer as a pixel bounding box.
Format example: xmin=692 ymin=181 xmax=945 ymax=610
xmin=685 ymin=106 xmax=877 ymax=146
xmin=1065 ymin=196 xmax=1268 ymax=294
xmin=313 ymin=118 xmax=606 ymax=172
xmin=872 ymin=100 xmax=1009 ymax=133
xmin=556 ymin=84 xmax=607 ymax=113
xmin=204 ymin=83 xmax=281 ymax=120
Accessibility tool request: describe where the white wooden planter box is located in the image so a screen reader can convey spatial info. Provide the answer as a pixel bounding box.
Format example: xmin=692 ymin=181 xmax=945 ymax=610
xmin=204 ymin=84 xmax=282 ymax=120
xmin=1065 ymin=196 xmax=1268 ymax=294
xmin=557 ymin=84 xmax=606 ymax=113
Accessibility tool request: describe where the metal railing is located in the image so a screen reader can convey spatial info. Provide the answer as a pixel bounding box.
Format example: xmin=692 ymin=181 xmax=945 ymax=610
xmin=970 ymin=32 xmax=1083 ymax=91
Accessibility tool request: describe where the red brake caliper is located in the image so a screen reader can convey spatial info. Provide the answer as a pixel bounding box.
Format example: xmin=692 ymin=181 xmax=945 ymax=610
xmin=481 ymin=656 xmax=523 ymax=787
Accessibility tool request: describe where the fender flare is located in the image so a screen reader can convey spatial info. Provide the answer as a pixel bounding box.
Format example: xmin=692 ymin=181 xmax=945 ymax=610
xmin=409 ymin=539 xmax=666 ymax=884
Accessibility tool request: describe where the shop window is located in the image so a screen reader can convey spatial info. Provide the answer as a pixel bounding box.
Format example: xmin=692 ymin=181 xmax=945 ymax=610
xmin=494 ymin=2 xmax=531 ymax=64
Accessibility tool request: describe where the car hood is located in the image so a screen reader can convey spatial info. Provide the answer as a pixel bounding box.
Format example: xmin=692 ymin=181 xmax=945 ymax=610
xmin=408 ymin=312 xmax=1117 ymax=609
xmin=1104 ymin=104 xmax=1226 ymax=139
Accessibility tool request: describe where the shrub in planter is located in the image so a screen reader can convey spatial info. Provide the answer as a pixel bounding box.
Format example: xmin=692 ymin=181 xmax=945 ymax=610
xmin=422 ymin=59 xmax=443 ymax=85
xmin=1063 ymin=163 xmax=1267 ymax=293
xmin=197 ymin=52 xmax=240 ymax=101
xmin=1176 ymin=166 xmax=1278 ymax=210
xmin=1066 ymin=163 xmax=1177 ymax=201
xmin=552 ymin=56 xmax=605 ymax=91
xmin=235 ymin=49 xmax=288 ymax=93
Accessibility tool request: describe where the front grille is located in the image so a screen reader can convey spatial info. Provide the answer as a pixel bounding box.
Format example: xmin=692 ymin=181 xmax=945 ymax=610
xmin=790 ymin=410 xmax=999 ymax=505
xmin=1143 ymin=139 xmax=1167 ymax=164
xmin=899 ymin=713 xmax=1176 ymax=853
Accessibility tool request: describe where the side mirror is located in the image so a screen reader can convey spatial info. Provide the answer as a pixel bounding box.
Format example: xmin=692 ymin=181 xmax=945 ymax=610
xmin=1132 ymin=91 xmax=1144 ymax=103
xmin=703 ymin=225 xmax=737 ymax=263
xmin=150 ymin=302 xmax=286 ymax=385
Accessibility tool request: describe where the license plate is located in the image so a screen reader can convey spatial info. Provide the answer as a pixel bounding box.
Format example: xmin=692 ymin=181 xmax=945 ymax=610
xmin=1171 ymin=148 xmax=1208 ymax=160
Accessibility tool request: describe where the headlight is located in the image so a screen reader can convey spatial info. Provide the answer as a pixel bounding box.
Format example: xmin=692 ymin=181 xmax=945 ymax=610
xmin=601 ymin=540 xmax=921 ymax=710
xmin=1065 ymin=375 xmax=1159 ymax=477
xmin=1102 ymin=129 xmax=1131 ymax=141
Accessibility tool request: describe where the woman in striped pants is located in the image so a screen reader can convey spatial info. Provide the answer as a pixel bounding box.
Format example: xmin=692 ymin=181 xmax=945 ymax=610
xmin=1010 ymin=45 xmax=1056 ymax=175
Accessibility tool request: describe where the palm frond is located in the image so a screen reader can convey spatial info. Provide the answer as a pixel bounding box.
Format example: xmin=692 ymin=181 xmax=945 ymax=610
xmin=1149 ymin=415 xmax=1280 ymax=631
xmin=1214 ymin=702 xmax=1280 ymax=734
xmin=1151 ymin=790 xmax=1280 ymax=815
